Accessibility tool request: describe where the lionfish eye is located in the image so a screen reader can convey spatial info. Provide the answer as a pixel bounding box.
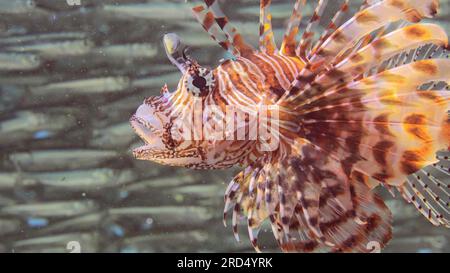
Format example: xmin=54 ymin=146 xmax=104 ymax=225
xmin=192 ymin=76 xmax=207 ymax=89
xmin=163 ymin=33 xmax=215 ymax=97
xmin=186 ymin=66 xmax=215 ymax=97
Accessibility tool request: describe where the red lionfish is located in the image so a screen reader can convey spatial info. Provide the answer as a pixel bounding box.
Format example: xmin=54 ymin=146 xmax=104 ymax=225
xmin=130 ymin=0 xmax=450 ymax=252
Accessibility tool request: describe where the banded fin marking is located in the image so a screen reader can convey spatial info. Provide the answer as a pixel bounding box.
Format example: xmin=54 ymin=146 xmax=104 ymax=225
xmin=203 ymin=0 xmax=254 ymax=57
xmin=312 ymin=0 xmax=440 ymax=65
xmin=316 ymin=24 xmax=449 ymax=90
xmin=280 ymin=0 xmax=306 ymax=57
xmin=310 ymin=0 xmax=351 ymax=58
xmin=192 ymin=5 xmax=235 ymax=55
xmin=297 ymin=0 xmax=329 ymax=59
xmin=259 ymin=0 xmax=277 ymax=54
xmin=284 ymin=0 xmax=441 ymax=99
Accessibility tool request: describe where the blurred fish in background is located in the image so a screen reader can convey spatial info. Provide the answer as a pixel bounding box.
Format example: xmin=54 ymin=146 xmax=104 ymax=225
xmin=0 ymin=0 xmax=448 ymax=253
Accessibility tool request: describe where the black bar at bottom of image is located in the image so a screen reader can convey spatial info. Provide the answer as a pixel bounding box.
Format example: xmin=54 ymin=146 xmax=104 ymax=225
xmin=0 ymin=252 xmax=446 ymax=272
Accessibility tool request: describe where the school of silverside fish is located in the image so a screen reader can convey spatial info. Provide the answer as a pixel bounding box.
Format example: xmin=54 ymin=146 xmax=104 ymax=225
xmin=0 ymin=0 xmax=449 ymax=253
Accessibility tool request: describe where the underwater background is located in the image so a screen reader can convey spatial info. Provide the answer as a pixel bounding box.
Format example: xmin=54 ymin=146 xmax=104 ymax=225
xmin=0 ymin=0 xmax=449 ymax=253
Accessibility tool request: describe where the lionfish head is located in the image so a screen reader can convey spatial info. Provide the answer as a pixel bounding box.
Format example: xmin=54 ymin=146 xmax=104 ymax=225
xmin=130 ymin=33 xmax=236 ymax=169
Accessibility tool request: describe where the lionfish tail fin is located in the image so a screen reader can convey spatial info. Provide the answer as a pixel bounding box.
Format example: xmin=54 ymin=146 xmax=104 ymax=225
xmin=223 ymin=144 xmax=393 ymax=252
xmin=192 ymin=0 xmax=254 ymax=57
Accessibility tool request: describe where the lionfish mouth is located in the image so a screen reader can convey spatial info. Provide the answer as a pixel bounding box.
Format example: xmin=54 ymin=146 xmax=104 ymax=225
xmin=129 ymin=114 xmax=159 ymax=159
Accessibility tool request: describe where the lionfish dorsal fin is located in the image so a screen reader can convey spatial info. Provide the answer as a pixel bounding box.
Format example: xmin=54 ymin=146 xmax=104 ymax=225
xmin=259 ymin=0 xmax=277 ymax=54
xmin=296 ymin=0 xmax=330 ymax=59
xmin=191 ymin=0 xmax=254 ymax=58
xmin=310 ymin=0 xmax=350 ymax=57
xmin=280 ymin=0 xmax=306 ymax=57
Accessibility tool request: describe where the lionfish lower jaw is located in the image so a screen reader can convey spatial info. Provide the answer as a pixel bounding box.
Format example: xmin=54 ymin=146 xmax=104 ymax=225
xmin=132 ymin=144 xmax=154 ymax=160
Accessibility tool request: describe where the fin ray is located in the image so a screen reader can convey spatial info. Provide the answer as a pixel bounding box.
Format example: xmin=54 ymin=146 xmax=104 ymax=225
xmin=280 ymin=0 xmax=306 ymax=57
xmin=259 ymin=0 xmax=277 ymax=54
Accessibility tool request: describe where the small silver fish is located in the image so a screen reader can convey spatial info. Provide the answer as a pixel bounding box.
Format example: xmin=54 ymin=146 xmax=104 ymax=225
xmin=0 ymin=0 xmax=36 ymax=14
xmin=5 ymin=40 xmax=94 ymax=58
xmin=0 ymin=53 xmax=41 ymax=71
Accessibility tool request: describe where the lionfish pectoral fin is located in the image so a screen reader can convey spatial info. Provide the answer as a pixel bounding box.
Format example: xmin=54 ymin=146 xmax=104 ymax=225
xmin=311 ymin=0 xmax=440 ymax=66
xmin=301 ymin=23 xmax=449 ymax=97
xmin=223 ymin=142 xmax=393 ymax=252
xmin=283 ymin=0 xmax=440 ymax=97
xmin=399 ymin=150 xmax=450 ymax=227
xmin=292 ymin=57 xmax=449 ymax=227
xmin=332 ymin=23 xmax=449 ymax=81
xmin=192 ymin=1 xmax=254 ymax=58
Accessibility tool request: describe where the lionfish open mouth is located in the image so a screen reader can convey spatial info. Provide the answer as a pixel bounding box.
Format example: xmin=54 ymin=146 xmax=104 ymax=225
xmin=129 ymin=114 xmax=158 ymax=158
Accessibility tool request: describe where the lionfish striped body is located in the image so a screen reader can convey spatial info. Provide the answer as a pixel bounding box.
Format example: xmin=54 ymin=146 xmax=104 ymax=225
xmin=131 ymin=0 xmax=450 ymax=252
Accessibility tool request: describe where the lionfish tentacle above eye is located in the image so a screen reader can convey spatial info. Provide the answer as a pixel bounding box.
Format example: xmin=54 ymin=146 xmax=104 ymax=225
xmin=280 ymin=0 xmax=306 ymax=57
xmin=163 ymin=33 xmax=189 ymax=73
xmin=259 ymin=0 xmax=277 ymax=54
xmin=162 ymin=33 xmax=215 ymax=98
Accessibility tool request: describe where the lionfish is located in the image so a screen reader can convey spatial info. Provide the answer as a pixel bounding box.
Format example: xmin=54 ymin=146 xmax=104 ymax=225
xmin=130 ymin=0 xmax=450 ymax=252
